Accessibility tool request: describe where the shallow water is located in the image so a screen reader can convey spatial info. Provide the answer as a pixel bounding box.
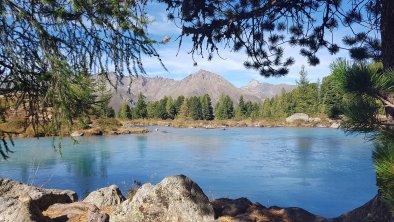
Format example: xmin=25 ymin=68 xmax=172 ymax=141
xmin=0 ymin=127 xmax=377 ymax=217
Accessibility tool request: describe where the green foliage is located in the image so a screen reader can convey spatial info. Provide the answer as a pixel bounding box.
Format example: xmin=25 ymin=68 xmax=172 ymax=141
xmin=134 ymin=93 xmax=147 ymax=119
xmin=200 ymin=94 xmax=214 ymax=120
xmin=175 ymin=96 xmax=185 ymax=114
xmin=1 ymin=0 xmax=161 ymax=138
xmin=373 ymin=138 xmax=394 ymax=212
xmin=320 ymin=75 xmax=345 ymax=118
xmin=188 ymin=96 xmax=203 ymax=120
xmin=178 ymin=98 xmax=190 ymax=119
xmin=260 ymin=99 xmax=272 ymax=118
xmin=95 ymin=75 xmax=115 ymax=118
xmin=160 ymin=1 xmax=384 ymax=76
xmin=165 ymin=97 xmax=177 ymax=120
xmin=154 ymin=99 xmax=168 ymax=119
xmin=118 ymin=103 xmax=131 ymax=119
xmin=215 ymin=95 xmax=234 ymax=120
xmin=329 ymin=60 xmax=394 ymax=213
xmin=237 ymin=96 xmax=247 ymax=118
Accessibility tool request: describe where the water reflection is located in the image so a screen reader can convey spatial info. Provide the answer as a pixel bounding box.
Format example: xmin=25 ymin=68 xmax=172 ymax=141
xmin=0 ymin=127 xmax=377 ymax=218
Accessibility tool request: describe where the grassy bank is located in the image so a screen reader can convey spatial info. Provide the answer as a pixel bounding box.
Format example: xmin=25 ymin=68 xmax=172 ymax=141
xmin=0 ymin=115 xmax=334 ymax=138
xmin=121 ymin=116 xmax=332 ymax=129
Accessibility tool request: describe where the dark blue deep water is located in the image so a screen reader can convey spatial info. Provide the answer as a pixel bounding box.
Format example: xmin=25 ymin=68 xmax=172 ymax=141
xmin=0 ymin=127 xmax=377 ymax=218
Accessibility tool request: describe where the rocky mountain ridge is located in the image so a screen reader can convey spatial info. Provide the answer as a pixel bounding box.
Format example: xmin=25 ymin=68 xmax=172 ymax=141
xmin=108 ymin=70 xmax=295 ymax=111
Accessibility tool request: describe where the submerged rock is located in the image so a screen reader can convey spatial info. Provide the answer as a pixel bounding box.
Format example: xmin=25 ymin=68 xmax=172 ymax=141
xmin=111 ymin=175 xmax=215 ymax=222
xmin=83 ymin=185 xmax=125 ymax=208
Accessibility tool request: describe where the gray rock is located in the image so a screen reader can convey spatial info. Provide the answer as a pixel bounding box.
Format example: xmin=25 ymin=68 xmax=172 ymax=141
xmin=330 ymin=122 xmax=341 ymax=128
xmin=309 ymin=117 xmax=321 ymax=122
xmin=111 ymin=175 xmax=215 ymax=222
xmin=70 ymin=131 xmax=84 ymax=137
xmin=43 ymin=202 xmax=109 ymax=222
xmin=0 ymin=196 xmax=50 ymax=222
xmin=286 ymin=113 xmax=310 ymax=123
xmin=83 ymin=184 xmax=125 ymax=208
xmin=0 ymin=177 xmax=77 ymax=211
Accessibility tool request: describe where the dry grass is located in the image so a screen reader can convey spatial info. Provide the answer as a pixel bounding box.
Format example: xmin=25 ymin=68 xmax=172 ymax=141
xmin=0 ymin=118 xmax=26 ymax=133
xmin=122 ymin=117 xmax=331 ymax=129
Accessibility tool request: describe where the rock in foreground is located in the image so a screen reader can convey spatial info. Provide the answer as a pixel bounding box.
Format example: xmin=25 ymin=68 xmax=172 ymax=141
xmin=330 ymin=194 xmax=393 ymax=222
xmin=83 ymin=185 xmax=125 ymax=208
xmin=211 ymin=198 xmax=327 ymax=222
xmin=43 ymin=202 xmax=109 ymax=222
xmin=0 ymin=177 xmax=77 ymax=211
xmin=0 ymin=176 xmax=392 ymax=222
xmin=111 ymin=175 xmax=215 ymax=222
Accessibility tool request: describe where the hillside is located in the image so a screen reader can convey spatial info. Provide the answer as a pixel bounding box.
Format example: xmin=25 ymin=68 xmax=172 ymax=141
xmin=108 ymin=70 xmax=295 ymax=111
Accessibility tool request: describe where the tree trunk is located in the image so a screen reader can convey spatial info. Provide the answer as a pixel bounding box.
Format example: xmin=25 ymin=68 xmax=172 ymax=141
xmin=381 ymin=0 xmax=394 ymax=69
xmin=381 ymin=0 xmax=394 ymax=124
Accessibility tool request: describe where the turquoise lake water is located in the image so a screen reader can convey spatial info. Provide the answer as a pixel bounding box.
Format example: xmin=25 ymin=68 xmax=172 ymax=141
xmin=0 ymin=127 xmax=377 ymax=218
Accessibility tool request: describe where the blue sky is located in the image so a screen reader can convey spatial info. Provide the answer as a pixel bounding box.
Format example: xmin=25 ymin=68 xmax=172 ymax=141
xmin=141 ymin=2 xmax=351 ymax=87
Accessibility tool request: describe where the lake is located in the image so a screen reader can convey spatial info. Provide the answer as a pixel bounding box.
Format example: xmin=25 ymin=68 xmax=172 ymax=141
xmin=0 ymin=127 xmax=377 ymax=218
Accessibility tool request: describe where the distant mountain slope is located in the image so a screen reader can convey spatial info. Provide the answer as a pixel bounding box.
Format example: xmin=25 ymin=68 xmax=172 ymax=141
xmin=241 ymin=79 xmax=296 ymax=98
xmin=108 ymin=70 xmax=295 ymax=111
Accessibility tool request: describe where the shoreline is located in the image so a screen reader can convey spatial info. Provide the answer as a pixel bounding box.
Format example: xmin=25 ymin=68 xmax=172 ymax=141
xmin=1 ymin=117 xmax=340 ymax=139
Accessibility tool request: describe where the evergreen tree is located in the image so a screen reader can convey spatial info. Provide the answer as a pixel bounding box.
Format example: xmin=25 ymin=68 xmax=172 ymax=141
xmin=134 ymin=93 xmax=147 ymax=119
xmin=118 ymin=103 xmax=131 ymax=119
xmin=250 ymin=103 xmax=261 ymax=120
xmin=291 ymin=67 xmax=319 ymax=115
xmin=321 ymin=75 xmax=344 ymax=118
xmin=215 ymin=95 xmax=234 ymax=120
xmin=260 ymin=99 xmax=272 ymax=118
xmin=147 ymin=102 xmax=156 ymax=119
xmin=165 ymin=97 xmax=177 ymax=119
xmin=188 ymin=96 xmax=203 ymax=120
xmin=1 ymin=0 xmax=161 ymax=139
xmin=233 ymin=107 xmax=243 ymax=120
xmin=175 ymin=96 xmax=185 ymax=115
xmin=244 ymin=101 xmax=254 ymax=118
xmin=238 ymin=96 xmax=247 ymax=117
xmin=161 ymin=1 xmax=387 ymax=75
xmin=154 ymin=99 xmax=168 ymax=119
xmin=178 ymin=98 xmax=190 ymax=119
xmin=200 ymin=94 xmax=214 ymax=120
xmin=95 ymin=75 xmax=115 ymax=118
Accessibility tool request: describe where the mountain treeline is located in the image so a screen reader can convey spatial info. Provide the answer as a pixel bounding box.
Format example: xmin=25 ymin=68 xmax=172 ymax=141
xmin=117 ymin=66 xmax=347 ymax=121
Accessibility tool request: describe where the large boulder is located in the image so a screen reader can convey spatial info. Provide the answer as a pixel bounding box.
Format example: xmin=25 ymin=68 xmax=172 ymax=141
xmin=110 ymin=175 xmax=215 ymax=222
xmin=330 ymin=194 xmax=393 ymax=222
xmin=43 ymin=202 xmax=109 ymax=222
xmin=0 ymin=196 xmax=50 ymax=222
xmin=0 ymin=177 xmax=77 ymax=211
xmin=286 ymin=113 xmax=310 ymax=123
xmin=83 ymin=185 xmax=125 ymax=208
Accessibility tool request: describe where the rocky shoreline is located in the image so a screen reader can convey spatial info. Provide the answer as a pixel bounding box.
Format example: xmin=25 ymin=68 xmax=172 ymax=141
xmin=0 ymin=175 xmax=392 ymax=222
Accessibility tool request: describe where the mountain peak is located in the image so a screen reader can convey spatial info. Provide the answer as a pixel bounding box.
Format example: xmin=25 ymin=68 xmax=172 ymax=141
xmin=108 ymin=70 xmax=296 ymax=111
xmin=247 ymin=79 xmax=260 ymax=87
